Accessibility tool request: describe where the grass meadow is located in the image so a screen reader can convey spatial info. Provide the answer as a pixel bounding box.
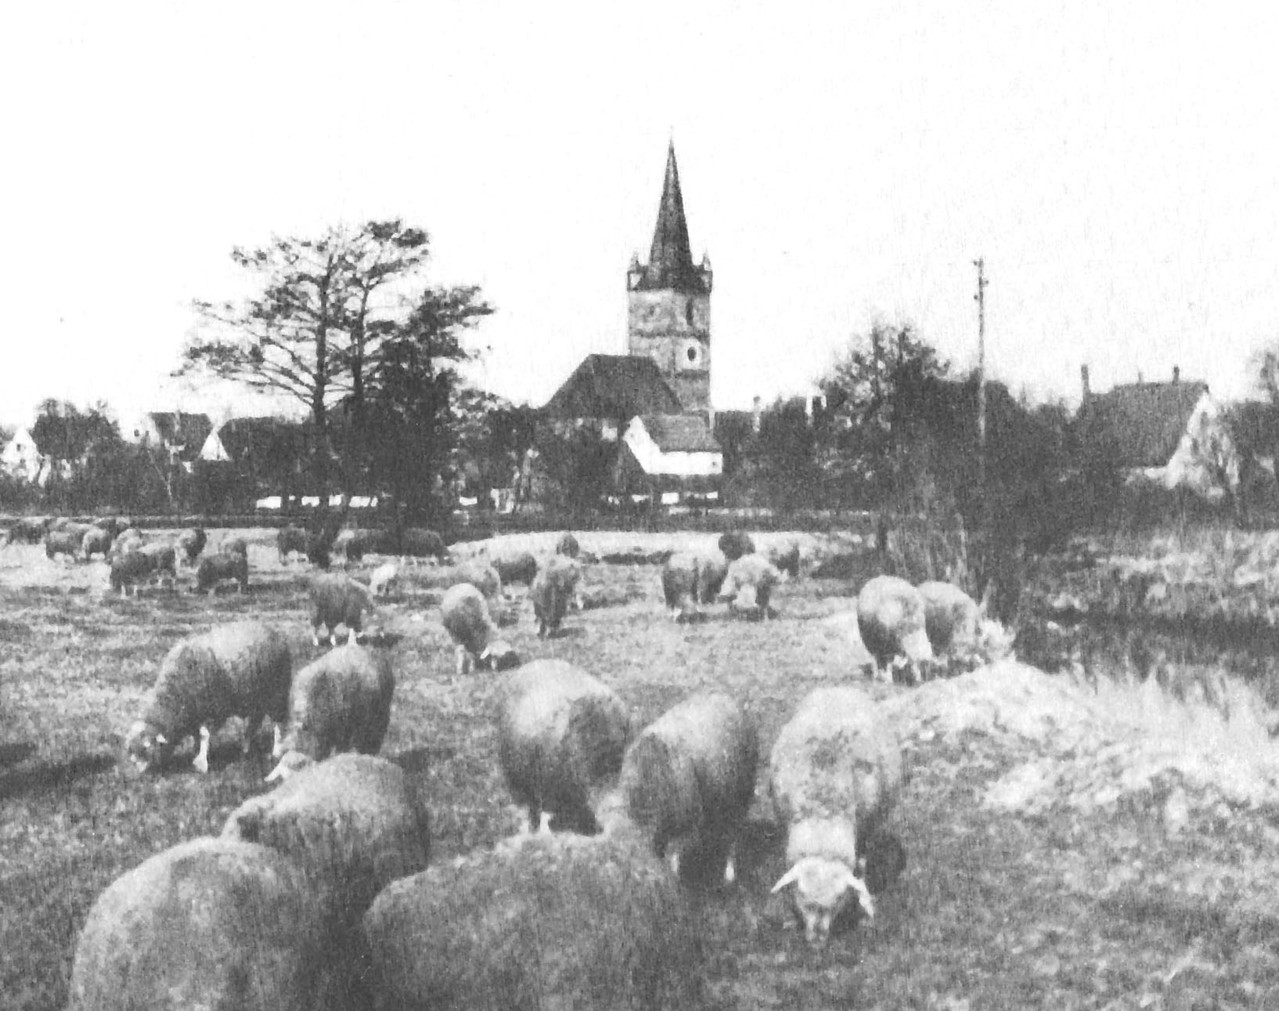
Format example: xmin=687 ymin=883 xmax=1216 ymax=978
xmin=3 ymin=527 xmax=1279 ymax=1009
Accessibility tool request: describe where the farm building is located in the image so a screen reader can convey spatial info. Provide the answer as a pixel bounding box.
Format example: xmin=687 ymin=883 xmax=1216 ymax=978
xmin=133 ymin=412 xmax=212 ymax=465
xmin=615 ymin=414 xmax=723 ymax=502
xmin=0 ymin=426 xmax=47 ymax=485
xmin=1077 ymin=365 xmax=1239 ymax=498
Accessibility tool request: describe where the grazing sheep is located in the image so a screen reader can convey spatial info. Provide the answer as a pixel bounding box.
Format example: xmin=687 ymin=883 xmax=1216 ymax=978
xmin=439 ymin=584 xmax=521 ymax=675
xmin=175 ymin=526 xmax=207 ymax=566
xmin=496 ymin=659 xmax=633 ymax=834
xmin=917 ymin=580 xmax=981 ymax=655
xmin=107 ymin=526 xmax=144 ymax=560
xmin=364 ymin=829 xmax=705 ymax=1011
xmin=492 ymin=549 xmax=538 ymax=587
xmin=400 ymin=526 xmax=447 ymax=562
xmin=220 ymin=534 xmax=248 ymax=558
xmin=138 ymin=542 xmax=177 ymax=589
xmin=80 ymin=526 xmax=112 ymax=561
xmin=369 ymin=561 xmax=399 ymax=598
xmin=600 ymin=691 xmax=758 ymax=885
xmin=718 ymin=530 xmax=756 ymax=562
xmin=531 ymin=554 xmax=580 ymax=637
xmin=228 ymin=753 xmax=431 ymax=923
xmin=125 ymin=621 xmax=292 ymax=774
xmin=277 ymin=524 xmax=309 ymax=563
xmin=419 ymin=561 xmax=503 ymax=600
xmin=555 ymin=531 xmax=581 ymax=558
xmin=768 ymin=540 xmax=802 ymax=580
xmin=856 ymin=573 xmax=935 ymax=682
xmin=719 ymin=553 xmax=783 ymax=618
xmin=195 ymin=550 xmax=249 ymax=595
xmin=268 ymin=642 xmax=394 ymax=776
xmin=2 ymin=515 xmax=52 ymax=546
xmin=91 ymin=515 xmax=131 ymax=540
xmin=308 ymin=572 xmax=377 ymax=646
xmin=769 ymin=685 xmax=906 ymax=947
xmin=67 ymin=836 xmax=338 ymax=1011
xmin=108 ymin=549 xmax=158 ymax=597
xmin=660 ymin=550 xmax=729 ymax=620
xmin=51 ymin=518 xmax=95 ymax=539
xmin=334 ymin=527 xmax=385 ymax=563
xmin=44 ymin=529 xmax=83 ymax=562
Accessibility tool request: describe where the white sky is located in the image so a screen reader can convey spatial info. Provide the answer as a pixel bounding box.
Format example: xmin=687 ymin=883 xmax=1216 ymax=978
xmin=3 ymin=1 xmax=1278 ymax=432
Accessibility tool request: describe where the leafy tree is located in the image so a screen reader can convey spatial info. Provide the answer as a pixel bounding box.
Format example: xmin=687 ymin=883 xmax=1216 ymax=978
xmin=453 ymin=389 xmax=539 ymax=509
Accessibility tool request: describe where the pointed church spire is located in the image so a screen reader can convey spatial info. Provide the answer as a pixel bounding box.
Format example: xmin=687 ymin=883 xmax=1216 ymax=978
xmin=646 ymin=141 xmax=699 ymax=290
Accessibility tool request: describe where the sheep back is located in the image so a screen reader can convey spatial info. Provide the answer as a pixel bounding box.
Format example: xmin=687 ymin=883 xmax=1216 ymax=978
xmin=531 ymin=555 xmax=580 ymax=635
xmin=661 ymin=551 xmax=728 ymax=611
xmin=223 ymin=753 xmax=430 ymax=924
xmin=440 ymin=582 xmax=493 ymax=657
xmin=108 ymin=549 xmax=154 ymax=591
xmin=363 ymin=830 xmax=705 ymax=1011
xmin=309 ymin=573 xmax=375 ymax=636
xmin=619 ymin=692 xmax=758 ymax=875
xmin=45 ymin=529 xmax=82 ymax=560
xmin=492 ymin=549 xmax=538 ymax=587
xmin=917 ymin=580 xmax=981 ymax=654
xmin=856 ymin=574 xmax=934 ymax=668
xmin=139 ymin=542 xmax=176 ymax=576
xmin=81 ymin=527 xmax=112 ymax=560
xmin=717 ymin=530 xmax=756 ymax=562
xmin=400 ymin=526 xmax=446 ymax=560
xmin=721 ymin=554 xmax=782 ymax=613
xmin=196 ymin=550 xmax=249 ymax=593
xmin=67 ymin=836 xmax=334 ymax=1011
xmin=420 ymin=561 xmax=502 ymax=600
xmin=278 ymin=644 xmax=395 ymax=760
xmin=496 ymin=659 xmax=633 ymax=832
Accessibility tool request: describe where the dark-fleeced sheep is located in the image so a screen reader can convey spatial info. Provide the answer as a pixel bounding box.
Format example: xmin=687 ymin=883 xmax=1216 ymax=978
xmin=719 ymin=553 xmax=783 ymax=618
xmin=45 ymin=529 xmax=83 ymax=562
xmin=175 ymin=526 xmax=207 ymax=566
xmin=492 ymin=549 xmax=538 ymax=587
xmin=138 ymin=542 xmax=177 ymax=589
xmin=2 ymin=515 xmax=52 ymax=546
xmin=277 ymin=524 xmax=309 ymax=563
xmin=856 ymin=573 xmax=934 ymax=682
xmin=400 ymin=527 xmax=447 ymax=562
xmin=555 ymin=531 xmax=581 ymax=558
xmin=308 ymin=572 xmax=377 ymax=646
xmin=600 ymin=691 xmax=758 ymax=885
xmin=497 ymin=659 xmax=633 ymax=835
xmin=108 ymin=549 xmax=157 ymax=597
xmin=81 ymin=527 xmax=112 ymax=561
xmin=717 ymin=530 xmax=756 ymax=562
xmin=660 ymin=550 xmax=729 ymax=621
xmin=531 ymin=554 xmax=580 ymax=637
xmin=268 ymin=641 xmax=395 ymax=779
xmin=195 ymin=550 xmax=249 ymax=595
xmin=769 ymin=685 xmax=906 ymax=947
xmin=917 ymin=580 xmax=981 ymax=655
xmin=125 ymin=621 xmax=292 ymax=773
xmin=768 ymin=541 xmax=802 ymax=580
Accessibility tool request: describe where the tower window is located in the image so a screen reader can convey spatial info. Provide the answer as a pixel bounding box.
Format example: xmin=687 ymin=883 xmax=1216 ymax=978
xmin=686 ymin=346 xmax=698 ymax=363
xmin=685 ymin=300 xmax=695 ymax=325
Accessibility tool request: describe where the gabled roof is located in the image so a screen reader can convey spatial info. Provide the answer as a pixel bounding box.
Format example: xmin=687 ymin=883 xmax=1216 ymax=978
xmin=216 ymin=416 xmax=309 ymax=465
xmin=636 ymin=413 xmax=721 ymax=453
xmin=545 ymin=354 xmax=683 ymax=419
xmin=630 ymin=143 xmax=711 ymax=294
xmin=1078 ymin=379 xmax=1209 ymax=468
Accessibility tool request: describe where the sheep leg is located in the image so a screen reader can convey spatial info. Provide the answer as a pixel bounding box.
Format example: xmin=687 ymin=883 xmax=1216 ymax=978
xmin=537 ymin=810 xmax=553 ymax=835
xmin=311 ymin=626 xmax=322 ymax=647
xmin=192 ymin=726 xmax=211 ymax=774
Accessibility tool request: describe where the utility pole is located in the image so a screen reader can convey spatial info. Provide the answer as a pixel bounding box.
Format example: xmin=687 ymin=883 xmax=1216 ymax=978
xmin=973 ymin=257 xmax=988 ymax=490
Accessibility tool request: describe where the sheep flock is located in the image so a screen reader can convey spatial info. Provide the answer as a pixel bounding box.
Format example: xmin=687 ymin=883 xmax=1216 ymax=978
xmin=0 ymin=517 xmax=1029 ymax=1009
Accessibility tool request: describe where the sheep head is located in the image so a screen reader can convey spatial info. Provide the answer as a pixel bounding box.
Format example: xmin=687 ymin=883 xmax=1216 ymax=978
xmin=771 ymin=856 xmax=874 ymax=947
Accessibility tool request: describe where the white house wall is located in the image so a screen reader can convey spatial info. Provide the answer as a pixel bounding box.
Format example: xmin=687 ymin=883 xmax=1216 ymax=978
xmin=1138 ymin=391 xmax=1239 ymax=498
xmin=622 ymin=419 xmax=722 ymax=477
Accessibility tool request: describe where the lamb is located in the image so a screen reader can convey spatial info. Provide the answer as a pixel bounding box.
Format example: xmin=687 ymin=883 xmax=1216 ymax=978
xmin=66 ymin=836 xmax=338 ymax=1011
xmin=175 ymin=526 xmax=207 ymax=566
xmin=598 ymin=691 xmax=758 ymax=885
xmin=440 ymin=582 xmax=519 ymax=675
xmin=277 ymin=523 xmax=309 ymax=563
xmin=267 ymin=641 xmax=395 ymax=778
xmin=769 ymin=685 xmax=906 ymax=947
xmin=80 ymin=526 xmax=112 ymax=561
xmin=369 ymin=560 xmax=399 ymax=597
xmin=44 ymin=529 xmax=83 ymax=562
xmin=125 ymin=621 xmax=292 ymax=774
xmin=718 ymin=530 xmax=756 ymax=561
xmin=718 ymin=553 xmax=783 ymax=618
xmin=308 ymin=572 xmax=377 ymax=646
xmin=363 ymin=829 xmax=705 ymax=1011
xmin=227 ymin=753 xmax=431 ymax=922
xmin=195 ymin=549 xmax=249 ymax=594
xmin=660 ymin=550 xmax=728 ymax=620
xmin=856 ymin=573 xmax=935 ymax=682
xmin=496 ymin=659 xmax=633 ymax=834
xmin=531 ymin=554 xmax=581 ymax=637
xmin=492 ymin=548 xmax=538 ymax=587
xmin=555 ymin=530 xmax=581 ymax=558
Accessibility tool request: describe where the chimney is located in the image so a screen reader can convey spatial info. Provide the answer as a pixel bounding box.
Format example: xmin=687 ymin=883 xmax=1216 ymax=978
xmin=751 ymin=396 xmax=762 ymax=434
xmin=1080 ymin=365 xmax=1090 ymax=405
xmin=1172 ymin=365 xmax=1180 ymax=384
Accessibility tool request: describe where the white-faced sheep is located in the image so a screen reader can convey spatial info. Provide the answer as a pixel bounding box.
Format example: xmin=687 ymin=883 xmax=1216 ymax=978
xmin=80 ymin=526 xmax=112 ymax=561
xmin=308 ymin=572 xmax=377 ymax=646
xmin=66 ymin=836 xmax=337 ymax=1011
xmin=769 ymin=685 xmax=906 ymax=947
xmin=195 ymin=549 xmax=249 ymax=594
xmin=125 ymin=621 xmax=292 ymax=774
xmin=175 ymin=526 xmax=207 ymax=566
xmin=856 ymin=573 xmax=935 ymax=682
xmin=45 ymin=529 xmax=83 ymax=562
xmin=369 ymin=560 xmax=399 ymax=598
xmin=492 ymin=549 xmax=538 ymax=587
xmin=599 ymin=691 xmax=758 ymax=885
xmin=719 ymin=553 xmax=783 ymax=619
xmin=440 ymin=582 xmax=519 ymax=675
xmin=531 ymin=554 xmax=580 ymax=637
xmin=660 ymin=551 xmax=729 ymax=621
xmin=496 ymin=659 xmax=633 ymax=835
xmin=277 ymin=524 xmax=309 ymax=563
xmin=267 ymin=641 xmax=394 ymax=779
xmin=363 ymin=829 xmax=705 ymax=1011
xmin=718 ymin=530 xmax=756 ymax=561
xmin=225 ymin=753 xmax=431 ymax=921
xmin=555 ymin=530 xmax=581 ymax=558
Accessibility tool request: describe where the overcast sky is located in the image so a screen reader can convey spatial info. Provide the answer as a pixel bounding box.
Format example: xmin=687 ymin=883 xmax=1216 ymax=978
xmin=3 ymin=1 xmax=1278 ymax=431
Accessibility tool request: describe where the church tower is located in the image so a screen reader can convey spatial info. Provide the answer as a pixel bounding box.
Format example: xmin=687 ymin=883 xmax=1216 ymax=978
xmin=627 ymin=142 xmax=713 ymax=420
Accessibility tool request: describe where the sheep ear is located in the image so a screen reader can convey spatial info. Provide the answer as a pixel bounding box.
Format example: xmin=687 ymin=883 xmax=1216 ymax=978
xmin=771 ymin=864 xmax=802 ymax=894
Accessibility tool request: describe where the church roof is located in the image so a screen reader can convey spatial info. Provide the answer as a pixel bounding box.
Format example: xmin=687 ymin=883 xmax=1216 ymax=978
xmin=1077 ymin=378 xmax=1209 ymax=468
xmin=545 ymin=354 xmax=683 ymax=419
xmin=631 ymin=143 xmax=710 ymax=294
xmin=636 ymin=413 xmax=721 ymax=453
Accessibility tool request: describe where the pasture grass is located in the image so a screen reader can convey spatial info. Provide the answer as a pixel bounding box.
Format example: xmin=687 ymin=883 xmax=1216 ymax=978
xmin=2 ymin=529 xmax=1279 ymax=1008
